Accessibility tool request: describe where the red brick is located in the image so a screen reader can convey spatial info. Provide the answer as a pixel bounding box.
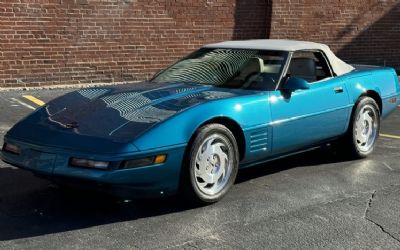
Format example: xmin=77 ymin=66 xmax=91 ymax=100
xmin=0 ymin=0 xmax=399 ymax=87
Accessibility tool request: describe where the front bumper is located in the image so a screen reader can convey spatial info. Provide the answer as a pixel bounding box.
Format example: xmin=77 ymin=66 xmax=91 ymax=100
xmin=1 ymin=138 xmax=186 ymax=198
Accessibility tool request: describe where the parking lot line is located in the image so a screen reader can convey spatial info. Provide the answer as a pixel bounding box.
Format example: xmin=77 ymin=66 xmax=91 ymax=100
xmin=380 ymin=133 xmax=400 ymax=140
xmin=10 ymin=98 xmax=35 ymax=110
xmin=22 ymin=95 xmax=45 ymax=106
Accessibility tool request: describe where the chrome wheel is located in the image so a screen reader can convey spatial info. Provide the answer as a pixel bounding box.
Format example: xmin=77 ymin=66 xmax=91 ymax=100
xmin=354 ymin=104 xmax=378 ymax=152
xmin=194 ymin=134 xmax=233 ymax=196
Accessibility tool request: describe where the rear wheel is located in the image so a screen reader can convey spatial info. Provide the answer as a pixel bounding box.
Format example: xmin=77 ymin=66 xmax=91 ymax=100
xmin=181 ymin=124 xmax=239 ymax=204
xmin=339 ymin=96 xmax=380 ymax=158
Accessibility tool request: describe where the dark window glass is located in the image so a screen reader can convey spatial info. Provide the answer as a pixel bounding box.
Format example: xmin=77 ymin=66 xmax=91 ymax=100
xmin=288 ymin=51 xmax=333 ymax=83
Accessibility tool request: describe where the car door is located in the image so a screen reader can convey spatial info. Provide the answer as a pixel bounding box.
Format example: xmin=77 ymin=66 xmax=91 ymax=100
xmin=269 ymin=51 xmax=352 ymax=155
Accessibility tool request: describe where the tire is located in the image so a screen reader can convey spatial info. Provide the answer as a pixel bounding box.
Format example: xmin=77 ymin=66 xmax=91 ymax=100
xmin=181 ymin=124 xmax=239 ymax=204
xmin=339 ymin=96 xmax=380 ymax=158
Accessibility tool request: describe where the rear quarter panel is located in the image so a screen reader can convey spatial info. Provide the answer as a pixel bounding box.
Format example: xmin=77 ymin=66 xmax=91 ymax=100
xmin=340 ymin=67 xmax=399 ymax=118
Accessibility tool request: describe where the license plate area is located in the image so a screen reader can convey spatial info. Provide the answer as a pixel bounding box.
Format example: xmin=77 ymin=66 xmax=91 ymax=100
xmin=23 ymin=149 xmax=57 ymax=173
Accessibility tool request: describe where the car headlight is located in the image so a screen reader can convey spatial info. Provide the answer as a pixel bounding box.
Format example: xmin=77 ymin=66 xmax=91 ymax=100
xmin=2 ymin=143 xmax=21 ymax=155
xmin=70 ymin=158 xmax=110 ymax=170
xmin=120 ymin=154 xmax=167 ymax=169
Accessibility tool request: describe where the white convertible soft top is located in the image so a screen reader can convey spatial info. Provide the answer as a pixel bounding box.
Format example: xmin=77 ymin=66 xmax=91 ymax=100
xmin=204 ymin=39 xmax=354 ymax=76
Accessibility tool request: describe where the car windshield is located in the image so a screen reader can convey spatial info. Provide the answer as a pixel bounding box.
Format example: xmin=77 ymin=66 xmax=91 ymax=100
xmin=152 ymin=48 xmax=288 ymax=91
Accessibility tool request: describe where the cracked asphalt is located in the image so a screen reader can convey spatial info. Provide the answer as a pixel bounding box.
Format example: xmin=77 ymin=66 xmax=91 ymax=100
xmin=0 ymin=88 xmax=399 ymax=249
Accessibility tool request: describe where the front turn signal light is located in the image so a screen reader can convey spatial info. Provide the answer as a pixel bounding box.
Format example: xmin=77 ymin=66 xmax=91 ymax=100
xmin=154 ymin=154 xmax=167 ymax=164
xmin=120 ymin=154 xmax=167 ymax=169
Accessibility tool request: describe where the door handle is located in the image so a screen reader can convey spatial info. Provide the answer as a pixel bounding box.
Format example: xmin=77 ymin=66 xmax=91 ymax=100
xmin=334 ymin=87 xmax=344 ymax=93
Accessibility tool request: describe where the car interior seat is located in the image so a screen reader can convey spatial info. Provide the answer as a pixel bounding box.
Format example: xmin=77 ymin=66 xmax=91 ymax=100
xmin=288 ymin=58 xmax=317 ymax=82
xmin=239 ymin=58 xmax=263 ymax=80
xmin=238 ymin=57 xmax=263 ymax=88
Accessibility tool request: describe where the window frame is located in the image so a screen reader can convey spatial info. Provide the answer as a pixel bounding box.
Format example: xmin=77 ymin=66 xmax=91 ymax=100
xmin=276 ymin=49 xmax=336 ymax=90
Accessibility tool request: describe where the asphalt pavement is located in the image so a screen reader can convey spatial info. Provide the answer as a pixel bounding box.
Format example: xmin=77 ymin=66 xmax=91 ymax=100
xmin=0 ymin=88 xmax=399 ymax=249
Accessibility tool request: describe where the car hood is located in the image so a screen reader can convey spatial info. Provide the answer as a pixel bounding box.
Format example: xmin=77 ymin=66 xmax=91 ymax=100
xmin=6 ymin=82 xmax=242 ymax=153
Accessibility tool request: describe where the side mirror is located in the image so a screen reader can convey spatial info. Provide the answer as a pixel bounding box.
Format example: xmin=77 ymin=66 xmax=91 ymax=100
xmin=283 ymin=77 xmax=310 ymax=91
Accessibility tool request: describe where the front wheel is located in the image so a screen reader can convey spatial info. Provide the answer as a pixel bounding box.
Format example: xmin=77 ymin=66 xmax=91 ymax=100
xmin=339 ymin=96 xmax=380 ymax=158
xmin=181 ymin=124 xmax=239 ymax=204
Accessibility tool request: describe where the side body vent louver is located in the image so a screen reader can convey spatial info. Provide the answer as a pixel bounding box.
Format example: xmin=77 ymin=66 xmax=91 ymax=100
xmin=249 ymin=129 xmax=268 ymax=152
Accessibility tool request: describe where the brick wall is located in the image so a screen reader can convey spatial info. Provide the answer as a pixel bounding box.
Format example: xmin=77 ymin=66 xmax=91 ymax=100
xmin=270 ymin=0 xmax=400 ymax=70
xmin=0 ymin=0 xmax=270 ymax=87
xmin=0 ymin=0 xmax=398 ymax=87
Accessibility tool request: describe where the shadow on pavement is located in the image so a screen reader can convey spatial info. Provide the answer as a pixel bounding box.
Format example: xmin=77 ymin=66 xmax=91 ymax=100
xmin=236 ymin=146 xmax=353 ymax=184
xmin=0 ymin=146 xmax=349 ymax=241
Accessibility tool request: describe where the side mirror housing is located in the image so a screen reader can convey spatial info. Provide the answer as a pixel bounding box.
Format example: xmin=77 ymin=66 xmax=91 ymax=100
xmin=283 ymin=77 xmax=310 ymax=91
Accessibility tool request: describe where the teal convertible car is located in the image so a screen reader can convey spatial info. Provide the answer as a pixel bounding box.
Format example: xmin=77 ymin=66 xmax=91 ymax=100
xmin=2 ymin=40 xmax=399 ymax=203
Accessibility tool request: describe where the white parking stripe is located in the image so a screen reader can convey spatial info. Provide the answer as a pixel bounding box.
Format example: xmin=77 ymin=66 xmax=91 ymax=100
xmin=0 ymin=125 xmax=11 ymax=130
xmin=0 ymin=94 xmax=12 ymax=103
xmin=10 ymin=98 xmax=35 ymax=110
xmin=383 ymin=162 xmax=394 ymax=171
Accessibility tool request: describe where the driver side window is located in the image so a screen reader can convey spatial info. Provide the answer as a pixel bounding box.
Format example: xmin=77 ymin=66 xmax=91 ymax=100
xmin=288 ymin=51 xmax=333 ymax=83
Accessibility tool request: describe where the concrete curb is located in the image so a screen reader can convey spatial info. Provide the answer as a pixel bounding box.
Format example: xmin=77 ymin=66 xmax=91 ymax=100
xmin=0 ymin=81 xmax=138 ymax=92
